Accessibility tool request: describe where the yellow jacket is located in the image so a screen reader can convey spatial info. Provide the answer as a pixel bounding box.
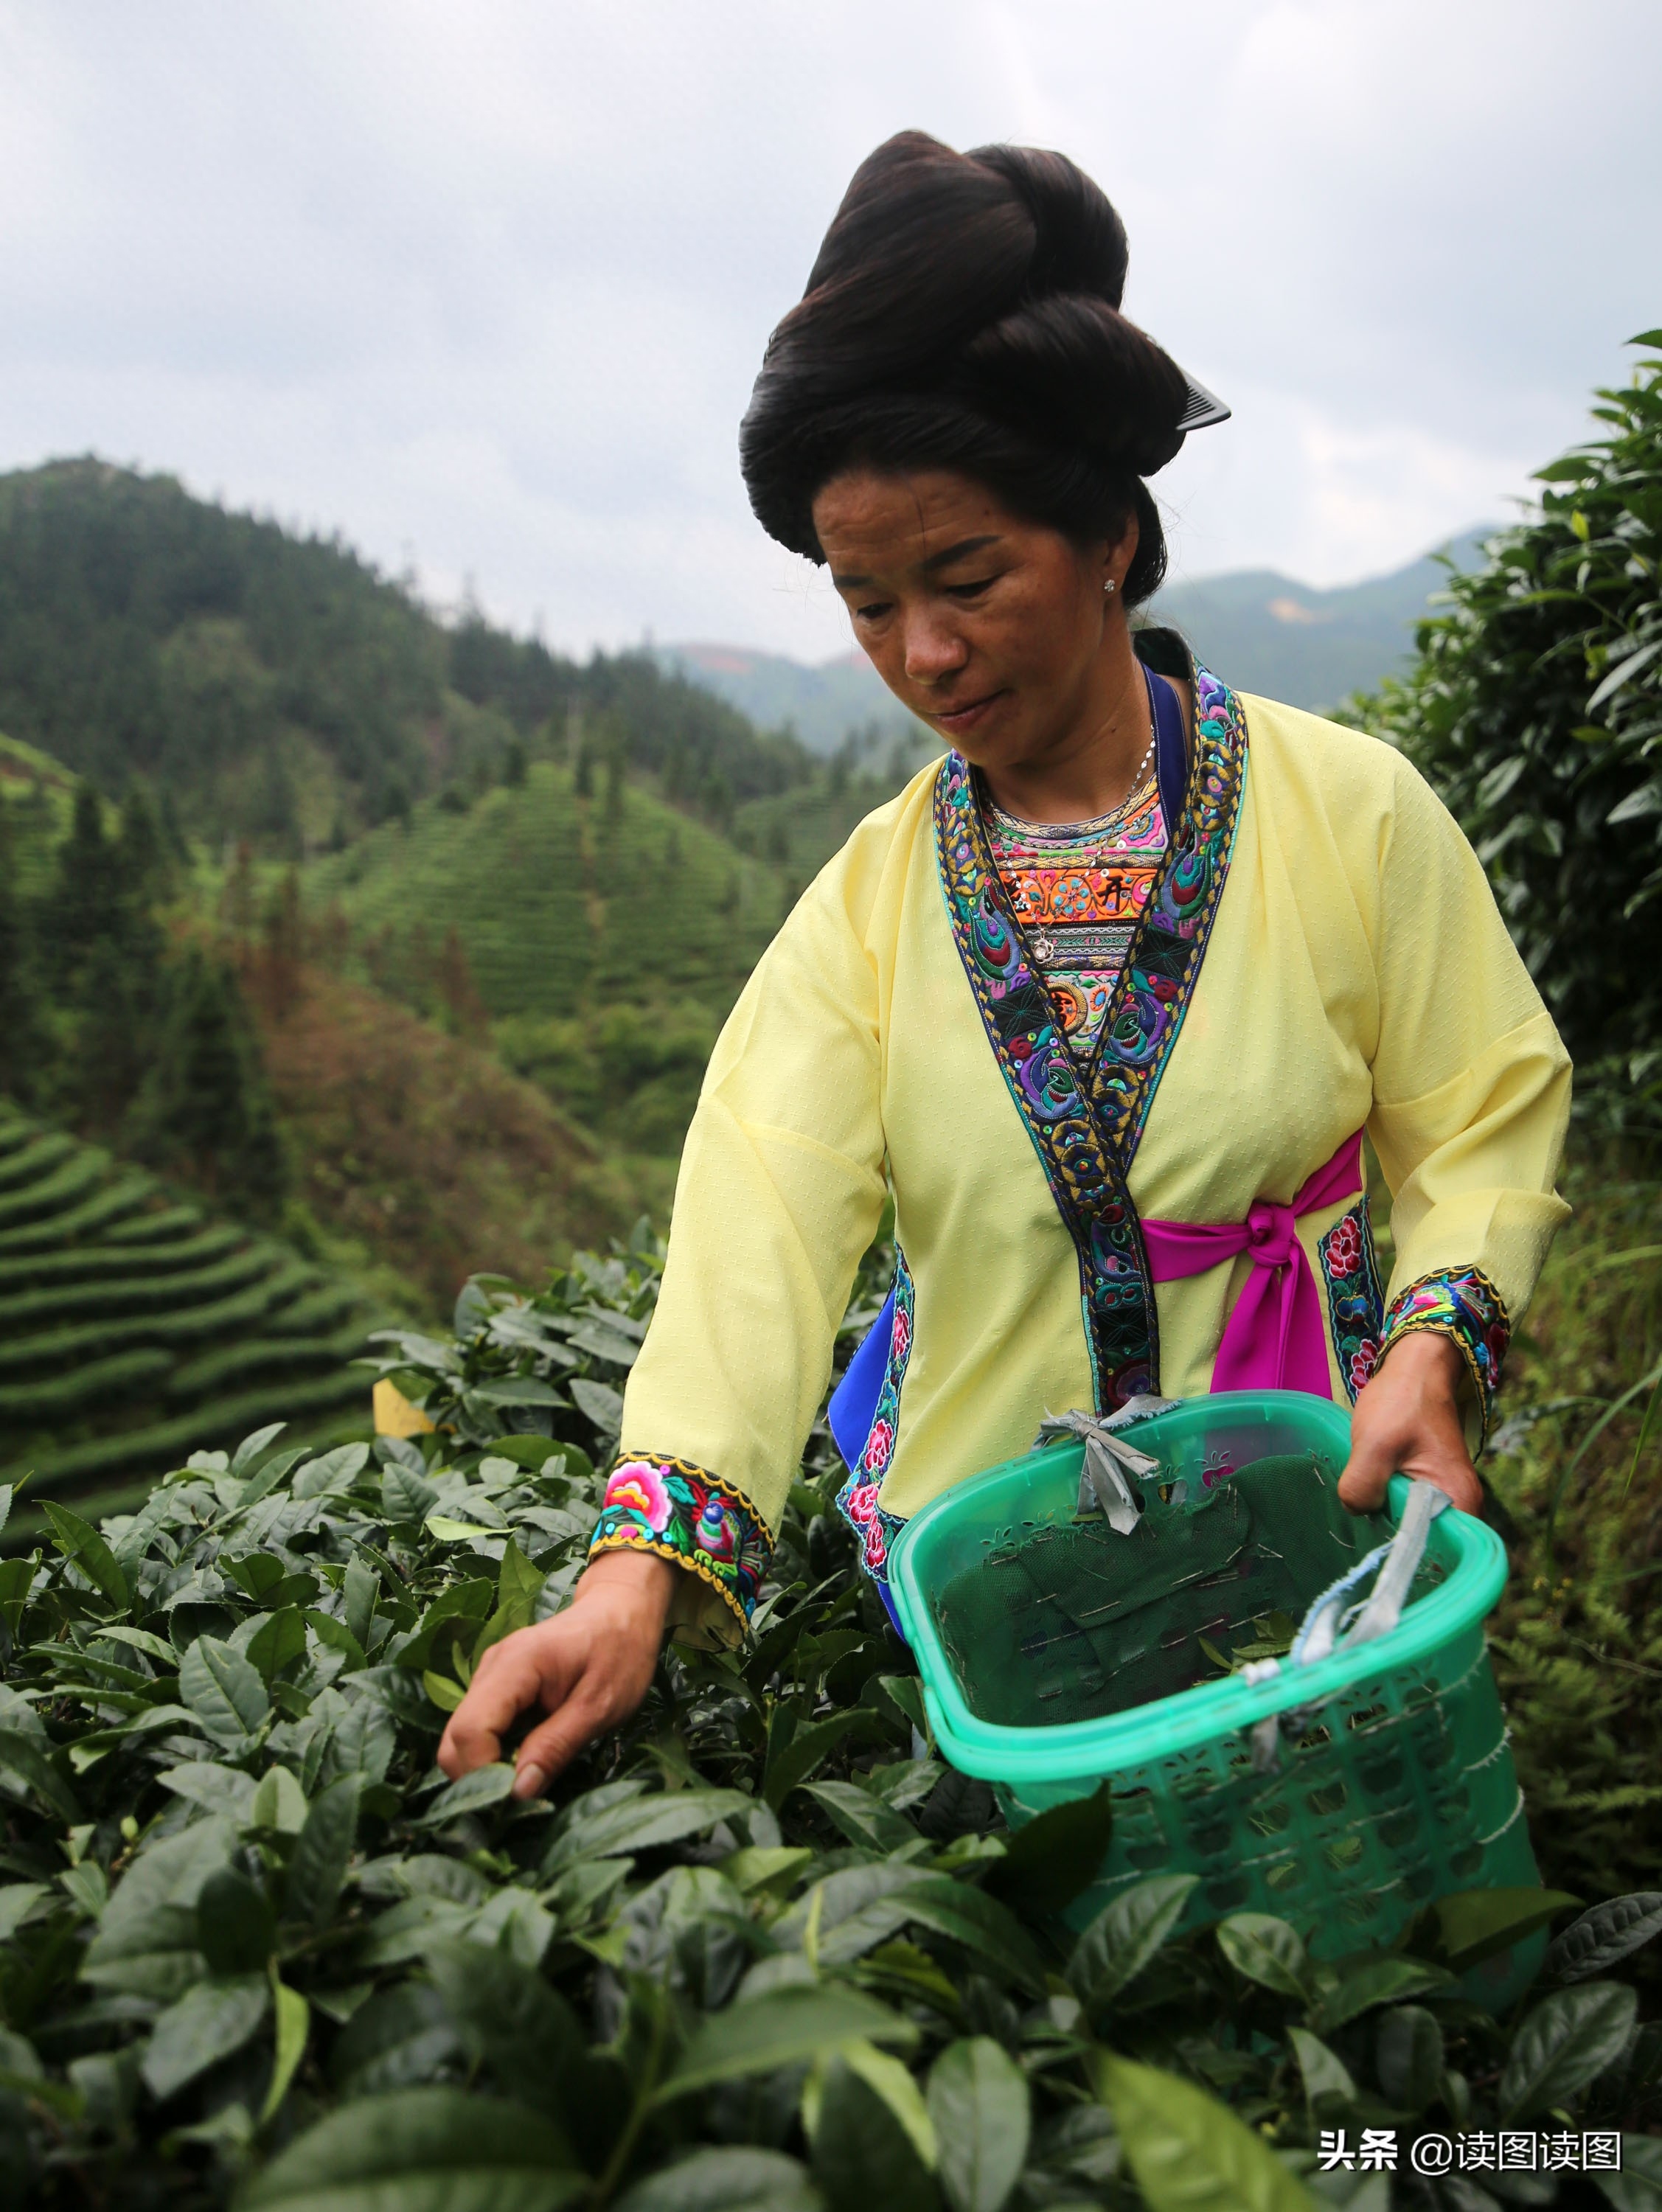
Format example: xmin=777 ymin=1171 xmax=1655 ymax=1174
xmin=597 ymin=658 xmax=1570 ymax=1645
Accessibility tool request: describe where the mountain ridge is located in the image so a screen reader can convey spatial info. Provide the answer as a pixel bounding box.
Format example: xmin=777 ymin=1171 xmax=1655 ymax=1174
xmin=661 ymin=526 xmax=1495 ymax=745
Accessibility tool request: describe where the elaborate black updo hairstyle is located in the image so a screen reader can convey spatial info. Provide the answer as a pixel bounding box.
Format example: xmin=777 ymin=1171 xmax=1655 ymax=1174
xmin=741 ymin=133 xmax=1222 ymax=608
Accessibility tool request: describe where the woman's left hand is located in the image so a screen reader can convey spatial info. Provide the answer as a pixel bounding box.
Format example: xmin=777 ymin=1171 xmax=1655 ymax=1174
xmin=1337 ymin=1329 xmax=1484 ymax=1515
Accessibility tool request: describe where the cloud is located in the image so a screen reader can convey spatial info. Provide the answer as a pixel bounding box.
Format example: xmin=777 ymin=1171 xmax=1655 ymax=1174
xmin=0 ymin=0 xmax=1655 ymax=654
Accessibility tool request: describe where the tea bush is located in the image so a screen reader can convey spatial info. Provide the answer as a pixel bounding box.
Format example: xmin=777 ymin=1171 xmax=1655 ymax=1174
xmin=2 ymin=1239 xmax=1661 ymax=2211
xmin=1356 ymin=341 xmax=1662 ymax=1116
xmin=1481 ymin=1159 xmax=1662 ymax=1925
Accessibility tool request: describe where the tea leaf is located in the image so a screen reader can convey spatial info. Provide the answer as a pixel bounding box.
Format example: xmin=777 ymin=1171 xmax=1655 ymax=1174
xmin=42 ymin=1500 xmax=129 ymax=1610
xmin=260 ymin=1979 xmax=310 ymax=2124
xmin=0 ymin=1882 xmax=50 ymax=1941
xmin=246 ymin=1606 xmax=307 ymax=1684
xmin=238 ymin=2088 xmax=585 ymax=2211
xmin=810 ymin=2050 xmax=936 ymax=2212
xmin=380 ymin=1461 xmax=439 ymax=1526
xmin=1310 ymin=1957 xmax=1455 ymax=2035
xmin=291 ymin=1443 xmax=371 ymax=1499
xmin=896 ymin=1876 xmax=1049 ymax=1997
xmin=1500 ymin=1980 xmax=1638 ymax=2121
xmin=284 ymin=1773 xmax=361 ymax=1930
xmin=984 ymin=1782 xmax=1112 ymax=1918
xmin=1287 ymin=2027 xmax=1355 ymax=2112
xmin=142 ymin=1972 xmax=269 ymax=2101
xmin=800 ymin=1778 xmax=917 ymax=1851
xmin=1068 ymin=1874 xmax=1198 ymax=2015
xmin=178 ymin=1636 xmax=271 ymax=1745
xmin=417 ymin=1762 xmax=516 ymax=1828
xmin=614 ymin=2147 xmax=818 ymax=2212
xmin=196 ymin=1866 xmax=275 ymax=1975
xmin=423 ymin=1669 xmax=465 ymax=1714
xmin=251 ymin=1766 xmax=308 ymax=1834
xmin=1433 ymin=1885 xmax=1579 ymax=1970
xmin=659 ymin=1986 xmax=918 ymax=2098
xmin=542 ymin=1782 xmax=751 ymax=1868
xmin=1215 ymin=1913 xmax=1312 ymax=2002
xmin=1375 ymin=2005 xmax=1444 ymax=2113
xmin=1590 ymin=2137 xmax=1662 ymax=2211
xmin=763 ymin=1710 xmax=873 ymax=1809
xmin=928 ymin=2036 xmax=1030 ymax=2212
xmin=1099 ymin=2053 xmax=1318 ymax=2211
xmin=0 ymin=1727 xmax=82 ymax=1824
xmin=426 ymin=1937 xmax=583 ymax=2117
xmin=1545 ymin=1892 xmax=1662 ymax=1983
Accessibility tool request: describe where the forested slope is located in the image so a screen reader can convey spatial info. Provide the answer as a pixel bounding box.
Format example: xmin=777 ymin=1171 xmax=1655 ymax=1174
xmin=0 ymin=459 xmax=816 ymax=849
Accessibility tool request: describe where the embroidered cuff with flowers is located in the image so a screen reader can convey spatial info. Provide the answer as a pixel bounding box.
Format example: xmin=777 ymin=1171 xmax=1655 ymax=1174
xmin=588 ymin=1452 xmax=771 ymax=1635
xmin=1377 ymin=1266 xmax=1511 ymax=1446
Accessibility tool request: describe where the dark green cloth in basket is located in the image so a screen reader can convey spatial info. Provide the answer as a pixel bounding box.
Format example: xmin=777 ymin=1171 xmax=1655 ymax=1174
xmin=933 ymin=1452 xmax=1428 ymax=1730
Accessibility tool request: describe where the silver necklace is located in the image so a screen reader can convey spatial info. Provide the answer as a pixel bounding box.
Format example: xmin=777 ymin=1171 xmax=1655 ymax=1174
xmin=1114 ymin=728 xmax=1158 ymax=819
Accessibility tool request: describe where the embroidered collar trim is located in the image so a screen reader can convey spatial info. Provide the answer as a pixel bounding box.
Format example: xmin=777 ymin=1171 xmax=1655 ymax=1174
xmin=932 ymin=653 xmax=1248 ymax=1409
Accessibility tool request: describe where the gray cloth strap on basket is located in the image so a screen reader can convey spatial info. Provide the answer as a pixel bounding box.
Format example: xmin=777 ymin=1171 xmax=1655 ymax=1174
xmin=1037 ymin=1399 xmax=1178 ymax=1535
xmin=1246 ymin=1478 xmax=1450 ymax=1771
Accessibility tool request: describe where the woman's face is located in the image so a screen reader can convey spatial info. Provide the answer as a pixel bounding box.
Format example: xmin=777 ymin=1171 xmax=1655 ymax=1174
xmin=813 ymin=466 xmax=1135 ymax=775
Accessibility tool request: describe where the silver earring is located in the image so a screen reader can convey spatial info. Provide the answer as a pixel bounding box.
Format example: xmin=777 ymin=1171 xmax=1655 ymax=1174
xmin=1103 ymin=578 xmax=1116 ymax=595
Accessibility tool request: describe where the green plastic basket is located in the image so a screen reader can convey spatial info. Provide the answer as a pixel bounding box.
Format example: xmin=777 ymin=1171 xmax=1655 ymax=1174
xmin=886 ymin=1392 xmax=1540 ymax=1997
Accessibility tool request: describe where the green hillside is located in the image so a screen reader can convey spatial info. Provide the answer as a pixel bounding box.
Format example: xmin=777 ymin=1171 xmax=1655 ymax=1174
xmin=731 ymin=765 xmax=925 ymax=886
xmin=0 ymin=731 xmax=91 ymax=895
xmin=302 ymin=757 xmax=785 ymax=1024
xmin=0 ymin=1105 xmax=375 ymax=1531
xmin=295 ymin=758 xmax=803 ymax=1161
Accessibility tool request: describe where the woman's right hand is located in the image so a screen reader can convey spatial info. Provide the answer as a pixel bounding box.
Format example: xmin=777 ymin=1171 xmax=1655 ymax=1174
xmin=437 ymin=1548 xmax=676 ymax=1800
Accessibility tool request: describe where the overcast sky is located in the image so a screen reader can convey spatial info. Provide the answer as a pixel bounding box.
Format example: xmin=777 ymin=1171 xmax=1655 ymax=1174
xmin=1 ymin=1 xmax=1658 ymax=661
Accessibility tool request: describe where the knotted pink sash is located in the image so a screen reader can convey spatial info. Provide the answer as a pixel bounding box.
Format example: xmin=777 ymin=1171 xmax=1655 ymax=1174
xmin=1142 ymin=1131 xmax=1363 ymax=1398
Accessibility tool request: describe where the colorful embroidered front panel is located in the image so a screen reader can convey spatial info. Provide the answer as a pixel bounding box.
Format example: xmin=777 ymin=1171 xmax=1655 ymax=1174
xmin=834 ymin=1251 xmax=914 ymax=1585
xmin=933 ymin=654 xmax=1248 ymax=1411
xmin=1318 ymin=1195 xmax=1387 ymax=1402
xmin=589 ymin=1453 xmax=769 ymax=1631
xmin=985 ymin=785 xmax=1167 ymax=1058
xmin=1378 ymin=1266 xmax=1511 ymax=1444
xmin=1085 ymin=664 xmax=1249 ymax=1155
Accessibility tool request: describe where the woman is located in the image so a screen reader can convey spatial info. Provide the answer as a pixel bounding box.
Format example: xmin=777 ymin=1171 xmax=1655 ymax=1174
xmin=440 ymin=133 xmax=1569 ymax=1797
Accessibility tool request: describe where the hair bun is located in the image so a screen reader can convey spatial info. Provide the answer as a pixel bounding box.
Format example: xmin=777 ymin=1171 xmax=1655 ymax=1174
xmin=969 ymin=143 xmax=1129 ymax=308
xmin=958 ymin=292 xmax=1191 ymax=476
xmin=742 ymin=131 xmax=1223 ymax=599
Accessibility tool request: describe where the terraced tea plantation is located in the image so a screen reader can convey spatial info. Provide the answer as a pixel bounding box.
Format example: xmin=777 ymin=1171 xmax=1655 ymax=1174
xmin=0 ymin=1108 xmax=374 ymax=1533
xmin=302 ymin=760 xmax=786 ymax=1023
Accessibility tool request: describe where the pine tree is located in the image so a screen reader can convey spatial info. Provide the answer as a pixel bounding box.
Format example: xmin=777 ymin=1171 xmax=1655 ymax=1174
xmin=129 ymin=950 xmax=287 ymax=1221
xmin=0 ymin=811 xmax=49 ymax=1105
xmin=117 ymin=784 xmax=170 ymax=902
xmin=71 ymin=936 xmax=150 ymax=1131
xmin=48 ymin=783 xmax=123 ymax=988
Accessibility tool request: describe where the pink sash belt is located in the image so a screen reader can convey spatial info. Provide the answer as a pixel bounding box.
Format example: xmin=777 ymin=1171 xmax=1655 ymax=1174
xmin=1142 ymin=1131 xmax=1363 ymax=1398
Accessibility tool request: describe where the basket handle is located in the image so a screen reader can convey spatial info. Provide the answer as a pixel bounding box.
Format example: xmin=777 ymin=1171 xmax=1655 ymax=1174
xmin=1343 ymin=1478 xmax=1450 ymax=1646
xmin=1248 ymin=1478 xmax=1450 ymax=1770
xmin=1284 ymin=1476 xmax=1448 ymax=1667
